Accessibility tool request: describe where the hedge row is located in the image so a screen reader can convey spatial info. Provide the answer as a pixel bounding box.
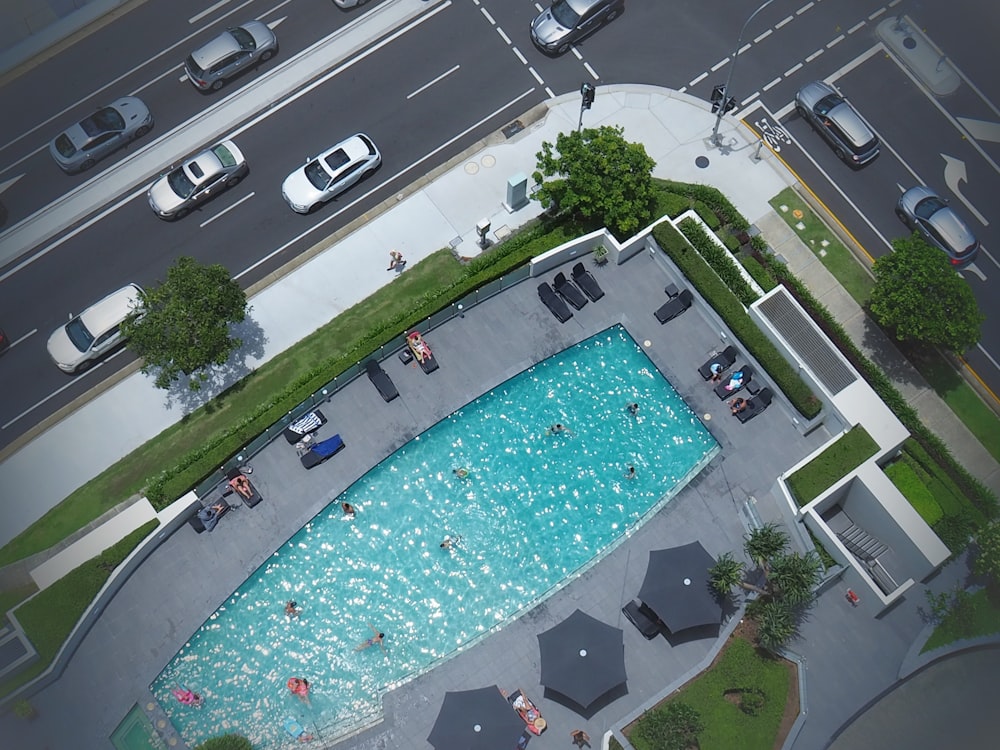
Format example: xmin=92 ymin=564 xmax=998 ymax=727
xmin=786 ymin=426 xmax=878 ymax=505
xmin=650 ymin=221 xmax=820 ymax=419
xmin=678 ymin=217 xmax=759 ymax=306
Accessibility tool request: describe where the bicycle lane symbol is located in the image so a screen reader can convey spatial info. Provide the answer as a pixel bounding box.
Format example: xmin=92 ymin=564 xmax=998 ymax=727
xmin=750 ymin=115 xmax=792 ymax=152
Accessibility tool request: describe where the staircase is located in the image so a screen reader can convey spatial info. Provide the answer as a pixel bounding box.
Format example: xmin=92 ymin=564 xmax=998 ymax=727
xmin=836 ymin=524 xmax=888 ymax=563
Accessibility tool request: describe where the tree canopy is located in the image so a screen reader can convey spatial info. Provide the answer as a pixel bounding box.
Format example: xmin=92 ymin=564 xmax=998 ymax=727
xmin=869 ymin=234 xmax=984 ymax=353
xmin=532 ymin=125 xmax=656 ymax=238
xmin=974 ymin=519 xmax=1000 ymax=590
xmin=123 ymin=256 xmax=248 ymax=391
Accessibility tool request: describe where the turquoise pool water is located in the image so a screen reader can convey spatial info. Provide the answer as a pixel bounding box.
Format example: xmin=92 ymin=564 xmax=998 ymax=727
xmin=152 ymin=326 xmax=718 ymax=747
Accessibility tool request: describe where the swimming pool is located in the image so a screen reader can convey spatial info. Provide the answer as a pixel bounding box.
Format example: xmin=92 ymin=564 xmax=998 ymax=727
xmin=152 ymin=326 xmax=718 ymax=747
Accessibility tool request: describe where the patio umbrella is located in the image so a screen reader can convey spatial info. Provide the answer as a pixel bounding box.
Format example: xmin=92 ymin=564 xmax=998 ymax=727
xmin=427 ymin=685 xmax=525 ymax=750
xmin=638 ymin=541 xmax=721 ymax=632
xmin=537 ymin=609 xmax=627 ymax=709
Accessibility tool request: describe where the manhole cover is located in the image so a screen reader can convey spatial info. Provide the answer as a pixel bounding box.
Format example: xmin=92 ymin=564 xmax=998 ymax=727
xmin=482 ymin=155 xmax=496 ymax=168
xmin=903 ymin=36 xmax=916 ymax=49
xmin=695 ymin=155 xmax=710 ymax=169
xmin=465 ymin=162 xmax=479 ymax=175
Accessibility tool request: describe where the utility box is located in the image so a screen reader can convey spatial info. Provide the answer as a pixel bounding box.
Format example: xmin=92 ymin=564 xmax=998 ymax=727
xmin=504 ymin=172 xmax=529 ymax=212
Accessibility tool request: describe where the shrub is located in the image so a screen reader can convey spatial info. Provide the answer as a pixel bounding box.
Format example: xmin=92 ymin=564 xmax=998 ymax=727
xmin=933 ymin=514 xmax=977 ymax=554
xmin=738 ymin=688 xmax=766 ymax=716
xmin=693 ymin=199 xmax=722 ymax=230
xmin=655 ymin=191 xmax=692 ymax=219
xmin=786 ymin=426 xmax=878 ymax=505
xmin=678 ymin=217 xmax=758 ymax=306
xmin=195 ymin=735 xmax=253 ymax=750
xmin=634 ymin=701 xmax=704 ymax=750
xmin=884 ymin=459 xmax=943 ymax=525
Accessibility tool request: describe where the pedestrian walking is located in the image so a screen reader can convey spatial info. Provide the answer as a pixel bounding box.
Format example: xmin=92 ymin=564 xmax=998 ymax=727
xmin=570 ymin=729 xmax=591 ymax=747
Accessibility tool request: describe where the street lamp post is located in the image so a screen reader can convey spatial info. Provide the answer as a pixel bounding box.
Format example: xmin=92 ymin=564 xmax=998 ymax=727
xmin=711 ymin=0 xmax=776 ymax=146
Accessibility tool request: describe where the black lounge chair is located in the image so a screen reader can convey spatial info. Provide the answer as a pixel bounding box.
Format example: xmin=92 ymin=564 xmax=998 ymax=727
xmin=698 ymin=345 xmax=738 ymax=380
xmin=654 ymin=288 xmax=693 ymax=323
xmin=282 ymin=409 xmax=327 ymax=444
xmin=714 ymin=364 xmax=754 ymax=399
xmin=572 ymin=262 xmax=604 ymax=301
xmin=407 ymin=331 xmax=439 ymax=374
xmin=736 ymin=387 xmax=773 ymax=423
xmin=189 ymin=499 xmax=235 ymax=533
xmin=225 ymin=468 xmax=263 ymax=508
xmin=301 ymin=434 xmax=345 ymax=469
xmin=538 ymin=282 xmax=573 ymax=323
xmin=365 ymin=359 xmax=399 ymax=402
xmin=553 ymin=272 xmax=588 ymax=310
xmin=622 ymin=599 xmax=661 ymax=640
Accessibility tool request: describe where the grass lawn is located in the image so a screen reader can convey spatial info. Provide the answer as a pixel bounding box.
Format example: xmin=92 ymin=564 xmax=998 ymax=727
xmin=922 ymin=588 xmax=1000 ymax=653
xmin=786 ymin=426 xmax=878 ymax=506
xmin=627 ymin=635 xmax=792 ymax=750
xmin=769 ymin=187 xmax=874 ymax=305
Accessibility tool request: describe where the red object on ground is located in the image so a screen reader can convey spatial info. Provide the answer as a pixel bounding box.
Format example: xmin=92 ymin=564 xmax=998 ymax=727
xmin=846 ymin=589 xmax=860 ymax=606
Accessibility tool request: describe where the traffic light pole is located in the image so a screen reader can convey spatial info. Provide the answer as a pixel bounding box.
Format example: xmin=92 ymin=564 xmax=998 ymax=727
xmin=711 ymin=0 xmax=775 ymax=147
xmin=579 ymin=82 xmax=595 ymax=132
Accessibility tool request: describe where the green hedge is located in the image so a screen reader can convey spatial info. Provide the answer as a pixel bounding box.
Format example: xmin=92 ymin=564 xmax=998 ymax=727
xmin=884 ymin=459 xmax=944 ymax=525
xmin=786 ymin=426 xmax=879 ymax=505
xmin=195 ymin=735 xmax=253 ymax=750
xmin=657 ymin=179 xmax=750 ymax=234
xmin=650 ymin=222 xmax=820 ymax=420
xmin=678 ymin=218 xmax=758 ymax=306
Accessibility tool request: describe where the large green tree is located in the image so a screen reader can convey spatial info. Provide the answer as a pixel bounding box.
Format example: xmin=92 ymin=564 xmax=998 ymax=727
xmin=532 ymin=124 xmax=656 ymax=238
xmin=869 ymin=234 xmax=984 ymax=353
xmin=123 ymin=256 xmax=248 ymax=391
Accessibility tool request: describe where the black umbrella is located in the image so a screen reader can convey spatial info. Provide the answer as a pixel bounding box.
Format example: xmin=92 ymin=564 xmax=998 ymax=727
xmin=638 ymin=541 xmax=721 ymax=632
xmin=537 ymin=609 xmax=627 ymax=709
xmin=428 ymin=685 xmax=525 ymax=750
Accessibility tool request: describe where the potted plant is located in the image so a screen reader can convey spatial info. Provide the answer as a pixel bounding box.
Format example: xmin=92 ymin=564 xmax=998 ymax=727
xmin=592 ymin=244 xmax=609 ymax=266
xmin=13 ymin=699 xmax=37 ymax=720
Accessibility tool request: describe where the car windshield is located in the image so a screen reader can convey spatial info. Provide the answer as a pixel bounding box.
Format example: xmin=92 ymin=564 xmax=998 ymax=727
xmin=813 ymin=94 xmax=842 ymax=117
xmin=80 ymin=107 xmax=125 ymax=137
xmin=64 ymin=317 xmax=94 ymax=353
xmin=212 ymin=143 xmax=237 ymax=168
xmin=304 ymin=160 xmax=333 ymax=190
xmin=54 ymin=134 xmax=76 ymax=157
xmin=229 ymin=26 xmax=257 ymax=51
xmin=550 ymin=0 xmax=582 ymax=27
xmin=167 ymin=167 xmax=197 ymax=199
xmin=914 ymin=196 xmax=947 ymax=220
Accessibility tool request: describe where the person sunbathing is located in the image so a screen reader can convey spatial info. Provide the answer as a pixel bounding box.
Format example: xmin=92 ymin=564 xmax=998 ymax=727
xmin=408 ymin=333 xmax=431 ymax=361
xmin=228 ymin=473 xmax=253 ymax=498
xmin=198 ymin=502 xmax=228 ymax=532
xmin=724 ymin=371 xmax=745 ymax=391
xmin=730 ymin=397 xmax=748 ymax=415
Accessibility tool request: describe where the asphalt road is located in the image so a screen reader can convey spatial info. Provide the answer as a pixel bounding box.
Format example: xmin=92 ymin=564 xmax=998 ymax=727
xmin=1 ymin=0 xmax=997 ymax=453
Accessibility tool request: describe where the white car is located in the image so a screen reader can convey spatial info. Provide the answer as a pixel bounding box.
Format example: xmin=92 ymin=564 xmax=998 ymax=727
xmin=47 ymin=284 xmax=143 ymax=373
xmin=281 ymin=133 xmax=381 ymax=214
xmin=148 ymin=140 xmax=248 ymax=219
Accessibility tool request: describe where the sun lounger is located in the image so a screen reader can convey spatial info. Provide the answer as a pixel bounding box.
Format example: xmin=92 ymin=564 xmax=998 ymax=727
xmin=301 ymin=434 xmax=345 ymax=469
xmin=622 ymin=599 xmax=661 ymax=640
xmin=508 ymin=688 xmax=547 ymax=735
xmin=572 ymin=262 xmax=605 ymax=301
xmin=189 ymin=499 xmax=235 ymax=533
xmin=735 ymin=387 xmax=773 ymax=423
xmin=698 ymin=345 xmax=738 ymax=380
xmin=538 ymin=282 xmax=573 ymax=323
xmin=653 ymin=288 xmax=693 ymax=323
xmin=282 ymin=409 xmax=327 ymax=444
xmin=553 ymin=272 xmax=588 ymax=310
xmin=407 ymin=331 xmax=439 ymax=374
xmin=225 ymin=468 xmax=263 ymax=508
xmin=714 ymin=365 xmax=753 ymax=399
xmin=365 ymin=359 xmax=399 ymax=402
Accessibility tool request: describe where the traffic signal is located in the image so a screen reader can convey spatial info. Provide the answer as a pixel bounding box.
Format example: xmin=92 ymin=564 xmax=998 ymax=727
xmin=711 ymin=96 xmax=736 ymax=114
xmin=711 ymin=84 xmax=725 ymax=103
xmin=580 ymin=82 xmax=596 ymax=110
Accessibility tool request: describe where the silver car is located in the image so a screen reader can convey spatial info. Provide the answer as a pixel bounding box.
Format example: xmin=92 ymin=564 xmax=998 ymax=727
xmin=47 ymin=283 xmax=143 ymax=373
xmin=148 ymin=141 xmax=249 ymax=220
xmin=49 ymin=97 xmax=153 ymax=173
xmin=333 ymin=0 xmax=372 ymax=8
xmin=185 ymin=21 xmax=278 ymax=91
xmin=530 ymin=0 xmax=623 ymax=55
xmin=896 ymin=186 xmax=980 ymax=270
xmin=795 ymin=81 xmax=879 ymax=167
xmin=281 ymin=133 xmax=381 ymax=214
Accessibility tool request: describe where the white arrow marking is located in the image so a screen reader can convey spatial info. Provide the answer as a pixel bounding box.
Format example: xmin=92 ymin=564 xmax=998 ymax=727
xmin=0 ymin=173 xmax=24 ymax=196
xmin=958 ymin=262 xmax=986 ymax=282
xmin=942 ymin=154 xmax=989 ymax=226
xmin=267 ymin=17 xmax=287 ymax=31
xmin=957 ymin=116 xmax=1000 ymax=144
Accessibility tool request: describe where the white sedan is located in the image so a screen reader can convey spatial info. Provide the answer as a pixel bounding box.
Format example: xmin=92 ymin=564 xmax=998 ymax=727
xmin=281 ymin=133 xmax=381 ymax=214
xmin=148 ymin=141 xmax=248 ymax=220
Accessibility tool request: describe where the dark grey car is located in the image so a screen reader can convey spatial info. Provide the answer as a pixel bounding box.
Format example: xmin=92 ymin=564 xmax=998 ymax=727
xmin=896 ymin=186 xmax=980 ymax=270
xmin=49 ymin=97 xmax=153 ymax=173
xmin=185 ymin=20 xmax=278 ymax=91
xmin=530 ymin=0 xmax=623 ymax=55
xmin=795 ymin=81 xmax=879 ymax=167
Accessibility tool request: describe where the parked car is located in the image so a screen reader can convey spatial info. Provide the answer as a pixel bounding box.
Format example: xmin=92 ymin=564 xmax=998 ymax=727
xmin=49 ymin=97 xmax=153 ymax=173
xmin=281 ymin=133 xmax=381 ymax=214
xmin=148 ymin=141 xmax=248 ymax=219
xmin=896 ymin=186 xmax=980 ymax=269
xmin=333 ymin=0 xmax=371 ymax=8
xmin=184 ymin=21 xmax=278 ymax=91
xmin=47 ymin=283 xmax=143 ymax=373
xmin=0 ymin=326 xmax=9 ymax=355
xmin=794 ymin=81 xmax=879 ymax=167
xmin=530 ymin=0 xmax=623 ymax=55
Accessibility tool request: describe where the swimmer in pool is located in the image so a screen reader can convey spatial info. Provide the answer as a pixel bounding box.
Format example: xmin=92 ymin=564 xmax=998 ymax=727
xmin=627 ymin=402 xmax=639 ymax=416
xmin=624 ymin=465 xmax=636 ymax=480
xmin=285 ymin=600 xmax=301 ymax=618
xmin=342 ymin=502 xmax=356 ymax=516
xmin=355 ymin=622 xmax=386 ymax=653
xmin=440 ymin=534 xmax=463 ymax=549
xmin=547 ymin=423 xmax=573 ymax=436
xmin=452 ymin=467 xmax=469 ymax=479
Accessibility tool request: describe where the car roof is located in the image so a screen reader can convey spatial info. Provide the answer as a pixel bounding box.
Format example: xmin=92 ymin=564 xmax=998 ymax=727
xmin=926 ymin=205 xmax=977 ymax=252
xmin=561 ymin=0 xmax=606 ymax=12
xmin=78 ymin=284 xmax=142 ymax=334
xmin=324 ymin=134 xmax=374 ymax=165
xmin=185 ymin=149 xmax=226 ymax=182
xmin=826 ymin=102 xmax=876 ymax=147
xmin=796 ymin=80 xmax=836 ymax=109
xmin=191 ymin=30 xmax=242 ymax=68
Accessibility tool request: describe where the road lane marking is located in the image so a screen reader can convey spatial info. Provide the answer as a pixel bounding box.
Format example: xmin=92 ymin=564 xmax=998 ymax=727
xmin=480 ymin=7 xmax=495 ymax=24
xmin=689 ymin=72 xmax=708 ymax=87
xmin=200 ymin=191 xmax=256 ymax=227
xmin=868 ymin=8 xmax=886 ymax=21
xmin=571 ymin=48 xmax=584 ymax=61
xmin=2 ymin=328 xmax=36 ymax=351
xmin=978 ymin=244 xmax=999 ymax=271
xmin=775 ymin=16 xmax=793 ymax=29
xmin=827 ymin=34 xmax=845 ymax=48
xmin=0 ymin=173 xmax=24 ymax=195
xmin=972 ymin=344 xmax=1000 ymax=379
xmin=784 ymin=63 xmax=803 ymax=77
xmin=497 ymin=27 xmax=511 ymax=45
xmin=512 ymin=46 xmax=527 ymax=65
xmin=942 ymin=154 xmax=989 ymax=226
xmin=584 ymin=62 xmax=599 ymax=80
xmin=407 ymin=64 xmax=461 ymax=99
xmin=738 ymin=43 xmax=751 ymax=55
xmin=132 ymin=64 xmax=185 ymax=95
xmin=797 ymin=3 xmax=814 ymax=15
xmin=528 ymin=67 xmax=545 ymax=86
xmin=190 ymin=0 xmax=233 ymax=25
xmin=762 ymin=77 xmax=782 ymax=92
xmin=711 ymin=58 xmax=730 ymax=72
xmin=847 ymin=21 xmax=865 ymax=34
xmin=754 ymin=30 xmax=773 ymax=43
xmin=545 ymin=86 xmax=555 ymax=98
xmin=805 ymin=49 xmax=824 ymax=63
xmin=741 ymin=92 xmax=760 ymax=106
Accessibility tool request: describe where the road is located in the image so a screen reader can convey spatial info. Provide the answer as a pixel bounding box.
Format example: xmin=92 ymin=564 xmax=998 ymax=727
xmin=0 ymin=0 xmax=996 ymax=453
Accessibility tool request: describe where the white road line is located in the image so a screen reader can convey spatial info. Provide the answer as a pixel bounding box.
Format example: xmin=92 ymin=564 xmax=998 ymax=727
xmin=978 ymin=244 xmax=999 ymax=271
xmin=847 ymin=21 xmax=865 ymax=34
xmin=738 ymin=43 xmax=751 ymax=55
xmin=133 ymin=63 xmax=185 ymax=95
xmin=497 ymin=27 xmax=511 ymax=45
xmin=827 ymin=35 xmax=845 ymax=48
xmin=584 ymin=62 xmax=599 ymax=80
xmin=762 ymin=77 xmax=782 ymax=92
xmin=806 ymin=48 xmax=824 ymax=62
xmin=826 ymin=42 xmax=882 ymax=80
xmin=534 ymin=2 xmax=544 ymax=11
xmin=545 ymin=86 xmax=555 ymax=98
xmin=678 ymin=86 xmax=687 ymax=94
xmin=976 ymin=342 xmax=1000 ymax=373
xmin=406 ymin=64 xmax=461 ymax=99
xmin=888 ymin=0 xmax=902 ymax=7
xmin=689 ymin=72 xmax=708 ymax=87
xmin=528 ymin=66 xmax=545 ymax=85
xmin=868 ymin=8 xmax=886 ymax=21
xmin=775 ymin=16 xmax=793 ymax=29
xmin=3 ymin=328 xmax=36 ymax=350
xmin=741 ymin=91 xmax=761 ymax=106
xmin=754 ymin=29 xmax=773 ymax=43
xmin=797 ymin=3 xmax=814 ymax=15
xmin=512 ymin=46 xmax=527 ymax=64
xmin=190 ymin=0 xmax=231 ymax=25
xmin=200 ymin=192 xmax=255 ymax=227
xmin=784 ymin=62 xmax=803 ymax=77
xmin=773 ymin=101 xmax=796 ymax=119
xmin=711 ymin=58 xmax=729 ymax=72
xmin=480 ymin=7 xmax=495 ymax=25
xmin=572 ymin=48 xmax=583 ymax=60
xmin=236 ymin=88 xmax=537 ymax=282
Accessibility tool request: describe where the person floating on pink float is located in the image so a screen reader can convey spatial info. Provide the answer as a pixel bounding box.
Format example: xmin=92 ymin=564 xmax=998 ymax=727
xmin=171 ymin=685 xmax=203 ymax=707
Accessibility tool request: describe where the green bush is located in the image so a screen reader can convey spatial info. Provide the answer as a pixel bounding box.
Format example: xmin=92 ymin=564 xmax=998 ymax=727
xmin=933 ymin=514 xmax=977 ymax=554
xmin=195 ymin=734 xmax=253 ymax=750
xmin=693 ymin=199 xmax=722 ymax=230
xmin=655 ymin=191 xmax=692 ymax=219
xmin=884 ymin=459 xmax=943 ymax=525
xmin=657 ymin=180 xmax=750 ymax=234
xmin=678 ymin=217 xmax=758 ymax=306
xmin=738 ymin=689 xmax=766 ymax=716
xmin=786 ymin=426 xmax=878 ymax=505
xmin=633 ymin=701 xmax=704 ymax=750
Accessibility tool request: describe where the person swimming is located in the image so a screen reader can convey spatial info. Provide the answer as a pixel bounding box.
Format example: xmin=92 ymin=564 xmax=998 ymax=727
xmin=627 ymin=402 xmax=639 ymax=416
xmin=440 ymin=534 xmax=463 ymax=549
xmin=355 ymin=622 xmax=386 ymax=652
xmin=452 ymin=467 xmax=469 ymax=479
xmin=287 ymin=677 xmax=311 ymax=705
xmin=342 ymin=502 xmax=356 ymax=516
xmin=547 ymin=423 xmax=573 ymax=436
xmin=171 ymin=687 xmax=203 ymax=707
xmin=285 ymin=600 xmax=301 ymax=618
